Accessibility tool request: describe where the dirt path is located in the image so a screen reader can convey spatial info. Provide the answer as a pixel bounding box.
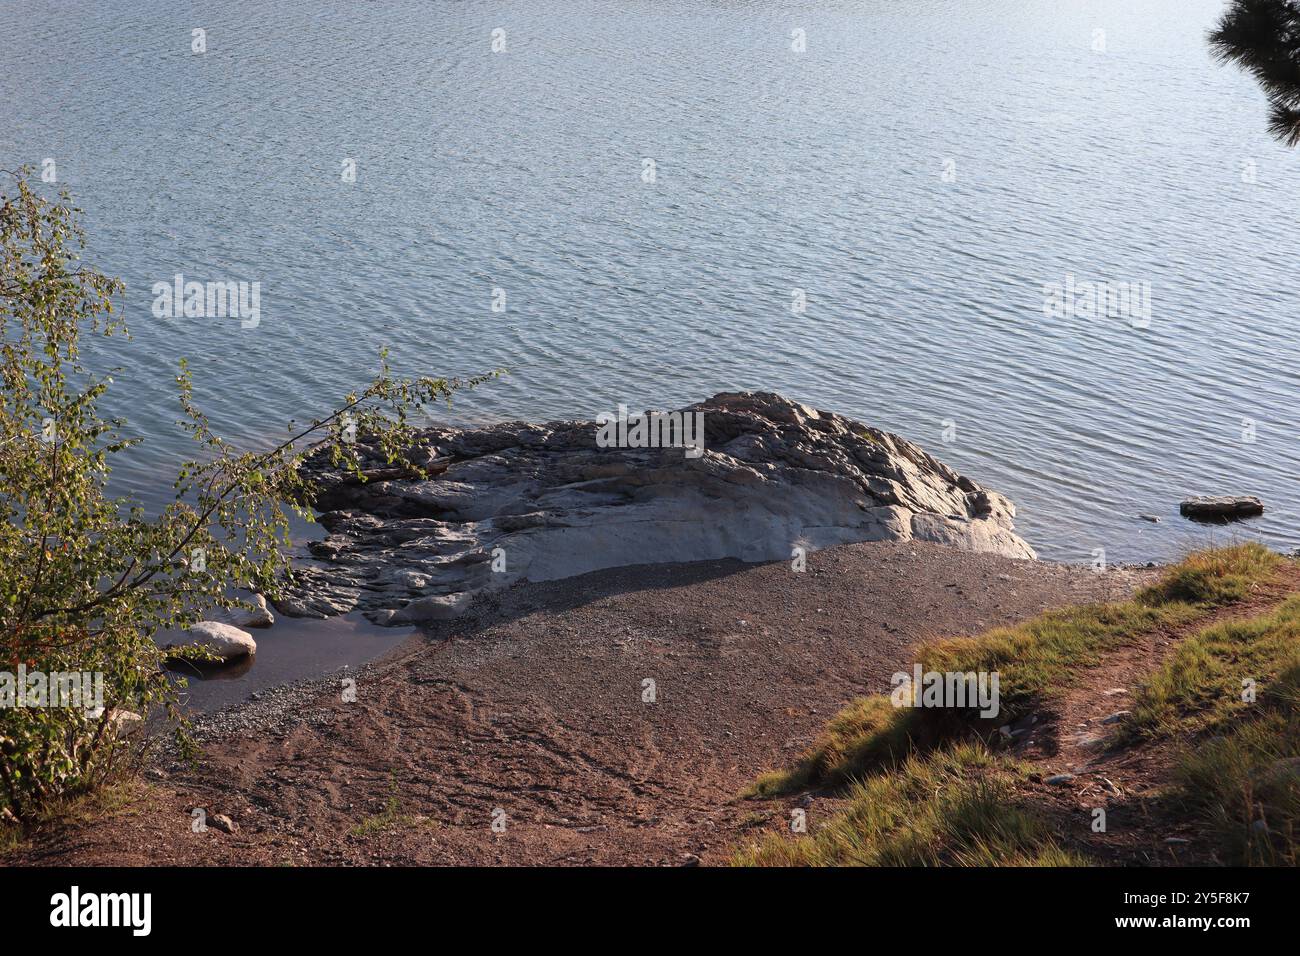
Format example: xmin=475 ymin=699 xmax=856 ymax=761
xmin=1009 ymin=563 xmax=1300 ymax=866
xmin=5 ymin=540 xmax=1145 ymax=867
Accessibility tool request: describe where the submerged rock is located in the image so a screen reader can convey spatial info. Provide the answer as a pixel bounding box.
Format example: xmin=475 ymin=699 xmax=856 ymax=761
xmin=212 ymin=593 xmax=275 ymax=629
xmin=1179 ymin=496 xmax=1264 ymax=521
xmin=277 ymin=391 xmax=1037 ymax=624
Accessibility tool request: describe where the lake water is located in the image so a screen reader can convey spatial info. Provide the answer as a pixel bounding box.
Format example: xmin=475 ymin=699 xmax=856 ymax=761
xmin=4 ymin=0 xmax=1299 ymax=567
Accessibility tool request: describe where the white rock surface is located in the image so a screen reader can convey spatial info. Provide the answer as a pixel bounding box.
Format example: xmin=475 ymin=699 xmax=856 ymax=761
xmin=171 ymin=621 xmax=257 ymax=661
xmin=277 ymin=391 xmax=1037 ymax=624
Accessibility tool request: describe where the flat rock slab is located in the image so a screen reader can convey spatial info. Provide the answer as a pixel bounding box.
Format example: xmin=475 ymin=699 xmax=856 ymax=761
xmin=1179 ymin=496 xmax=1264 ymax=520
xmin=277 ymin=391 xmax=1037 ymax=624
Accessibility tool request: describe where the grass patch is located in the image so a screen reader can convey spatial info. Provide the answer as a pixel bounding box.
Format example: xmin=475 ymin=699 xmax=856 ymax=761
xmin=738 ymin=545 xmax=1289 ymax=867
xmin=1127 ymin=593 xmax=1300 ymax=739
xmin=735 ymin=742 xmax=1088 ymax=867
xmin=754 ymin=601 xmax=1193 ymax=795
xmin=749 ymin=696 xmax=917 ymax=796
xmin=348 ymin=776 xmax=431 ymax=838
xmin=1134 ymin=542 xmax=1279 ymax=607
xmin=0 ymin=780 xmax=143 ymax=856
xmin=1173 ymin=663 xmax=1300 ymax=865
xmin=1116 ymin=585 xmax=1300 ymax=865
xmin=750 ymin=544 xmax=1279 ymax=796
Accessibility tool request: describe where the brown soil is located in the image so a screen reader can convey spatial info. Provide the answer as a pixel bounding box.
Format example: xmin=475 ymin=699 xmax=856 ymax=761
xmin=3 ymin=540 xmax=1146 ymax=867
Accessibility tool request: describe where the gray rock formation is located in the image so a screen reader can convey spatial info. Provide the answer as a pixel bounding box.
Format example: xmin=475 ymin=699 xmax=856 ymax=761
xmin=275 ymin=391 xmax=1036 ymax=624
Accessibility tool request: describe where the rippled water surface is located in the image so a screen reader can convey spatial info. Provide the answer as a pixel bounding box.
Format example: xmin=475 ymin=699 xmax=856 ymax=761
xmin=4 ymin=0 xmax=1299 ymax=563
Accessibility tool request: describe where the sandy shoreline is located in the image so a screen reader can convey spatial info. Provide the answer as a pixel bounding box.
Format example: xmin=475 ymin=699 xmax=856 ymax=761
xmin=7 ymin=540 xmax=1152 ymax=867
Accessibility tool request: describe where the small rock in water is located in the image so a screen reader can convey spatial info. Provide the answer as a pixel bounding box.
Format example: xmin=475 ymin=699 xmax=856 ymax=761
xmin=212 ymin=593 xmax=274 ymax=629
xmin=1045 ymin=773 xmax=1076 ymax=786
xmin=392 ymin=591 xmax=471 ymax=624
xmin=1138 ymin=514 xmax=1160 ymax=523
xmin=1179 ymin=496 xmax=1264 ymax=521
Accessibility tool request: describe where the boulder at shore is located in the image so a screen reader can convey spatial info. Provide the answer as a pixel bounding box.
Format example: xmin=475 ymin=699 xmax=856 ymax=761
xmin=276 ymin=391 xmax=1037 ymax=624
xmin=167 ymin=621 xmax=257 ymax=662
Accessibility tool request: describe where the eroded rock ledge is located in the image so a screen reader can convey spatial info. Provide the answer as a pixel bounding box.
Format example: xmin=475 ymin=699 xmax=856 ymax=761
xmin=275 ymin=391 xmax=1036 ymax=624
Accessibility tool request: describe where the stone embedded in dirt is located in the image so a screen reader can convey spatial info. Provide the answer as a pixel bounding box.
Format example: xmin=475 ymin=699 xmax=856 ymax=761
xmin=169 ymin=621 xmax=256 ymax=662
xmin=1101 ymin=710 xmax=1131 ymax=725
xmin=1044 ymin=773 xmax=1076 ymax=785
xmin=1102 ymin=688 xmax=1129 ymax=697
xmin=209 ymin=814 xmax=238 ymax=834
xmin=1001 ymin=717 xmax=1034 ymax=739
xmin=279 ymin=391 xmax=1038 ymax=624
xmin=1178 ymin=496 xmax=1264 ymax=521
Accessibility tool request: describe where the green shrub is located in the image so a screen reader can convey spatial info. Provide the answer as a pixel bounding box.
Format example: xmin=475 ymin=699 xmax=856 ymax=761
xmin=0 ymin=167 xmax=497 ymax=819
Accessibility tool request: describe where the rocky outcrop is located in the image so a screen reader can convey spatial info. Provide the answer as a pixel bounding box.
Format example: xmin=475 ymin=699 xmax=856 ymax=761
xmin=276 ymin=392 xmax=1036 ymax=624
